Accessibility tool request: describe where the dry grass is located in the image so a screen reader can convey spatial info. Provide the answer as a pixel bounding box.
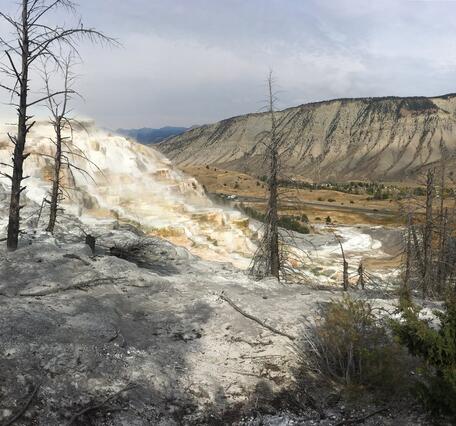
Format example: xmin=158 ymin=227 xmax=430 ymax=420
xmin=182 ymin=166 xmax=405 ymax=226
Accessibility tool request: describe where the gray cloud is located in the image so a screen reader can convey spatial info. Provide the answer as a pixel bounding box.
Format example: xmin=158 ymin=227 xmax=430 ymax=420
xmin=1 ymin=0 xmax=456 ymax=128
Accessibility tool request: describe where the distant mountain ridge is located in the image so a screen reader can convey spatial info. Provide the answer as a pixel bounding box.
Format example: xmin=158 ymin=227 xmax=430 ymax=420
xmin=116 ymin=126 xmax=188 ymax=144
xmin=157 ymin=94 xmax=456 ymax=182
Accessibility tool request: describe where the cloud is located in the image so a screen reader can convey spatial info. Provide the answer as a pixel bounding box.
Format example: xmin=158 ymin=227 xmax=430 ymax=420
xmin=1 ymin=0 xmax=456 ymax=128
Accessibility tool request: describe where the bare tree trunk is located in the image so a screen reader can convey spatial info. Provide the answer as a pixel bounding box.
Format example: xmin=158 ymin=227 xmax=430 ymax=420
xmin=423 ymin=168 xmax=435 ymax=298
xmin=250 ymin=72 xmax=281 ymax=280
xmin=7 ymin=1 xmax=30 ymax=251
xmin=437 ymin=207 xmax=448 ymax=293
xmin=436 ymin=160 xmax=447 ymax=292
xmin=404 ymin=213 xmax=412 ymax=295
xmin=357 ymin=261 xmax=365 ymax=290
xmin=46 ymin=121 xmax=62 ymax=233
xmin=338 ymin=238 xmax=349 ymax=291
xmin=267 ymin=74 xmax=280 ymax=279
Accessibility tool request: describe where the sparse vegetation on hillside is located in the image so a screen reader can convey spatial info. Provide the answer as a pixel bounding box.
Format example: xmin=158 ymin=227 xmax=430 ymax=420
xmin=238 ymin=203 xmax=310 ymax=234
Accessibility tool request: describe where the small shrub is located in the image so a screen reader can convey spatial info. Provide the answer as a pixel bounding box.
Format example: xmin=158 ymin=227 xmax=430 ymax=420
xmin=325 ymin=216 xmax=331 ymax=224
xmin=317 ymin=197 xmax=324 ymax=202
xmin=234 ymin=182 xmax=240 ymax=189
xmin=278 ymin=216 xmax=310 ymax=234
xmin=300 ymin=214 xmax=309 ymax=223
xmin=298 ymin=297 xmax=411 ymax=397
xmin=350 ymin=200 xmax=354 ymax=204
xmin=206 ymin=165 xmax=210 ymax=169
xmin=327 ymin=198 xmax=335 ymax=202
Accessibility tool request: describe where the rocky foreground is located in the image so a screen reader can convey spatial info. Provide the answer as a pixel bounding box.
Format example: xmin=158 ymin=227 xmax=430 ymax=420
xmin=0 ymin=200 xmax=431 ymax=425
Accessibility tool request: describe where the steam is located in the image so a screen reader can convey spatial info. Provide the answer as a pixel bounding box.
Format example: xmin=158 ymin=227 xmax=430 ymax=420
xmin=0 ymin=120 xmax=256 ymax=267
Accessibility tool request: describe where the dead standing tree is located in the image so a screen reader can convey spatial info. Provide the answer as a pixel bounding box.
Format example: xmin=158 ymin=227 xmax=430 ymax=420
xmin=422 ymin=168 xmax=435 ymax=298
xmin=401 ymin=160 xmax=456 ymax=298
xmin=0 ymin=0 xmax=114 ymax=250
xmin=250 ymin=71 xmax=281 ymax=280
xmin=42 ymin=56 xmax=74 ymax=233
xmin=41 ymin=56 xmax=104 ymax=234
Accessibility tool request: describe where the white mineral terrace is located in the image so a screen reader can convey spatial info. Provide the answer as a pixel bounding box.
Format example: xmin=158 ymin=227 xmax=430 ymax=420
xmin=0 ymin=121 xmax=400 ymax=280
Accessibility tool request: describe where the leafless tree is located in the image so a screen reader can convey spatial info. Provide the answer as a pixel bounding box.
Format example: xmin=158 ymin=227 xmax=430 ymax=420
xmin=401 ymin=156 xmax=456 ymax=298
xmin=250 ymin=71 xmax=281 ymax=279
xmin=42 ymin=56 xmax=71 ymax=233
xmin=0 ymin=0 xmax=114 ymax=250
xmin=337 ymin=236 xmax=349 ymax=291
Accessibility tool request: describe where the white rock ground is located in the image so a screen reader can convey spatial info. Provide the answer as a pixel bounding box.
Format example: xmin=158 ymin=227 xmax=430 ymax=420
xmin=0 ymin=122 xmax=428 ymax=425
xmin=0 ymin=199 xmax=428 ymax=425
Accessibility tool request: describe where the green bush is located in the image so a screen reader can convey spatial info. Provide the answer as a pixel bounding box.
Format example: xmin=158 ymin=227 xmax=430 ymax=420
xmin=278 ymin=216 xmax=310 ymax=234
xmin=238 ymin=204 xmax=309 ymax=234
xmin=392 ymin=298 xmax=456 ymax=420
xmin=300 ymin=297 xmax=410 ymax=397
xmin=299 ymin=213 xmax=309 ymax=223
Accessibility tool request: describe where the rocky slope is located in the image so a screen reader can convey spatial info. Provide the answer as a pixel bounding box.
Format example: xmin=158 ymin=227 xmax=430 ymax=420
xmin=0 ymin=120 xmax=426 ymax=424
xmin=0 ymin=195 xmax=422 ymax=425
xmin=158 ymin=94 xmax=456 ymax=182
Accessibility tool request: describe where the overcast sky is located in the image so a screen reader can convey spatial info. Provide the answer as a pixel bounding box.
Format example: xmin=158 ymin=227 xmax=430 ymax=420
xmin=2 ymin=0 xmax=456 ymax=128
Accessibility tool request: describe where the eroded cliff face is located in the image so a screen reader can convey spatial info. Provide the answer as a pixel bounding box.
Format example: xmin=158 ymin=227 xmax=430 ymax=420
xmin=158 ymin=94 xmax=456 ymax=181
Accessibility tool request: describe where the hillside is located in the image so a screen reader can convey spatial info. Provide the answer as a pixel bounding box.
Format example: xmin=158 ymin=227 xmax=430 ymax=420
xmin=116 ymin=126 xmax=188 ymax=144
xmin=158 ymin=94 xmax=456 ymax=182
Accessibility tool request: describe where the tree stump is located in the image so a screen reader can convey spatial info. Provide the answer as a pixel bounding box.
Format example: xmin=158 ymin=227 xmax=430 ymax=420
xmin=85 ymin=234 xmax=96 ymax=254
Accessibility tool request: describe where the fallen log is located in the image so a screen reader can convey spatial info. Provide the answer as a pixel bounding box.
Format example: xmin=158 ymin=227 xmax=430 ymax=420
xmin=3 ymin=384 xmax=40 ymax=426
xmin=219 ymin=292 xmax=296 ymax=341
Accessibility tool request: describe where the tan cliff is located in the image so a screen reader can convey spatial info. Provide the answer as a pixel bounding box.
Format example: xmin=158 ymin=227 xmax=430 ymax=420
xmin=158 ymin=94 xmax=456 ymax=182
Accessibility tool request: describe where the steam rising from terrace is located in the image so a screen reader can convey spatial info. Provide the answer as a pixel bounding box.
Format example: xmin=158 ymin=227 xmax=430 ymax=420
xmin=0 ymin=120 xmax=256 ymax=267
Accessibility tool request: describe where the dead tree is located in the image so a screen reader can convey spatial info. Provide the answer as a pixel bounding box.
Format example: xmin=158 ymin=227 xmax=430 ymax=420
xmin=337 ymin=237 xmax=349 ymax=291
xmin=0 ymin=0 xmax=114 ymax=250
xmin=403 ymin=213 xmax=412 ymax=296
xmin=42 ymin=58 xmax=71 ymax=233
xmin=400 ymin=158 xmax=456 ymax=298
xmin=436 ymin=156 xmax=448 ymax=293
xmin=422 ymin=168 xmax=435 ymax=298
xmin=357 ymin=261 xmax=365 ymax=290
xmin=250 ymin=71 xmax=281 ymax=280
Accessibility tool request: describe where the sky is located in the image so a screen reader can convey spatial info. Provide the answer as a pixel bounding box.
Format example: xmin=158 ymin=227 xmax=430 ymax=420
xmin=2 ymin=0 xmax=456 ymax=129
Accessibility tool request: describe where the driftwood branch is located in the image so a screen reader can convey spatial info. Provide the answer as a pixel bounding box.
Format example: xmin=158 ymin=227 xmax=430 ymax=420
xmin=4 ymin=384 xmax=40 ymax=426
xmin=219 ymin=292 xmax=296 ymax=341
xmin=335 ymin=407 xmax=388 ymax=426
xmin=66 ymin=384 xmax=137 ymax=425
xmin=19 ymin=277 xmax=118 ymax=297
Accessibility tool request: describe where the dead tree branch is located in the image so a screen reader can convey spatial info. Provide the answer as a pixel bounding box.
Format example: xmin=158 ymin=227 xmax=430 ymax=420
xmin=66 ymin=384 xmax=137 ymax=425
xmin=3 ymin=384 xmax=40 ymax=426
xmin=219 ymin=291 xmax=296 ymax=341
